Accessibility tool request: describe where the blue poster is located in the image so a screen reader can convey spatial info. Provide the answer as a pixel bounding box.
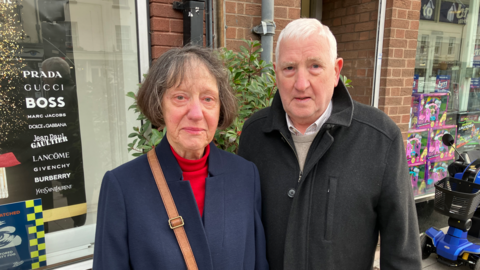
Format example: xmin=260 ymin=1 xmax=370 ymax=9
xmin=0 ymin=199 xmax=46 ymax=269
xmin=472 ymin=78 xmax=480 ymax=89
xmin=434 ymin=75 xmax=451 ymax=92
xmin=413 ymin=74 xmax=419 ymax=93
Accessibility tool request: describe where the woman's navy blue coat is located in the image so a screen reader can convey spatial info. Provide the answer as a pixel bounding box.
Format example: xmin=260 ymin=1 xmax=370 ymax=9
xmin=93 ymin=138 xmax=268 ymax=269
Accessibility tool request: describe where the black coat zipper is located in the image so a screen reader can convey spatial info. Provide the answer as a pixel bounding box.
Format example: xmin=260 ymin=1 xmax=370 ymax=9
xmin=280 ymin=132 xmax=303 ymax=182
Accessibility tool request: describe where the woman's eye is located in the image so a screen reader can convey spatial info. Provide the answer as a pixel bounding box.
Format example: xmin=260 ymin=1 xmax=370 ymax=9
xmin=205 ymin=97 xmax=213 ymax=102
xmin=175 ymin=96 xmax=185 ymax=101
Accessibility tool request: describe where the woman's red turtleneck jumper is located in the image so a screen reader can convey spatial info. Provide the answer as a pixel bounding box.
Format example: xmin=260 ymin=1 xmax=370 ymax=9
xmin=170 ymin=145 xmax=210 ymax=217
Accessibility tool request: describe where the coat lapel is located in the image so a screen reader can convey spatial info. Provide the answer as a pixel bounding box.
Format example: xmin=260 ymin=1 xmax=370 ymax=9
xmin=154 ymin=137 xmax=214 ymax=269
xmin=203 ymin=143 xmax=226 ymax=265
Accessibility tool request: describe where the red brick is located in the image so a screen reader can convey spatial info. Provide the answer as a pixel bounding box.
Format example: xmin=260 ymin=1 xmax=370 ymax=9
xmin=236 ymin=28 xmax=244 ymax=39
xmin=402 ymin=96 xmax=411 ymax=105
xmin=389 ymin=115 xmax=401 ymax=123
xmin=346 ymin=6 xmax=357 ymax=15
xmin=384 ymin=18 xmax=392 ymax=28
xmin=397 ymin=9 xmax=407 ymax=19
xmin=412 ymin=1 xmax=421 ymax=10
xmin=357 ymin=69 xmax=367 ymax=76
xmin=402 ymin=69 xmax=414 ymax=77
xmin=387 ymin=58 xmax=406 ymax=67
xmin=398 ymin=105 xmax=411 ymax=114
xmin=342 ymin=15 xmax=360 ymax=25
xmin=345 ymin=24 xmax=355 ymax=33
xmin=275 ymin=0 xmax=295 ymax=7
xmin=288 ymin=8 xmax=301 ymax=19
xmin=152 ymin=33 xmax=183 ymax=46
xmin=333 ymin=8 xmax=347 ymax=17
xmin=276 ymin=18 xmax=291 ymax=30
xmin=410 ymin=20 xmax=419 ymax=30
xmin=226 ymin=14 xmax=252 ymax=28
xmin=386 ymin=8 xmax=394 ymax=19
xmin=404 ymin=49 xmax=416 ymax=58
xmin=150 ymin=3 xmax=183 ymax=19
xmin=406 ymin=59 xmax=416 ymax=68
xmin=358 ymin=1 xmax=377 ymax=12
xmin=331 ymin=18 xmax=340 ymax=26
xmin=391 ymin=87 xmax=401 ymax=96
xmin=226 ymin=27 xmax=236 ymax=39
xmin=408 ymin=40 xmax=417 ymax=49
xmin=359 ymin=32 xmax=369 ymax=40
xmin=245 ymin=28 xmax=260 ymax=40
xmin=150 ymin=0 xmax=174 ymax=3
xmin=342 ymin=0 xmax=362 ymax=7
xmin=370 ymin=11 xmax=378 ymax=21
xmin=253 ymin=17 xmax=262 ymax=26
xmin=407 ymin=10 xmax=420 ymax=20
xmin=400 ymin=87 xmax=413 ymax=96
xmin=384 ymin=29 xmax=393 ymax=38
xmin=345 ymin=43 xmax=354 ymax=51
xmin=389 ymin=39 xmax=407 ymax=48
xmin=225 ymin=1 xmax=236 ymax=13
xmin=396 ymin=29 xmax=405 ymax=38
xmin=170 ymin=19 xmax=183 ymax=33
xmin=340 ymin=51 xmax=358 ymax=59
xmin=238 ymin=3 xmax=245 ymax=14
xmin=226 ymin=39 xmax=248 ymax=52
xmin=245 ymin=3 xmax=261 ymax=16
xmin=369 ymin=30 xmax=377 ymax=39
xmin=401 ymin=114 xmax=411 ymax=123
xmin=393 ymin=0 xmax=412 ymax=9
xmin=394 ymin=49 xmax=404 ymax=58
xmin=342 ymin=33 xmax=359 ymax=42
xmin=359 ymin=13 xmax=370 ymax=22
xmin=151 ymin=17 xmax=170 ymax=32
xmin=385 ymin=96 xmax=403 ymax=105
xmin=152 ymin=46 xmax=172 ymax=59
xmin=355 ymin=21 xmax=376 ymax=31
xmin=405 ymin=30 xmax=418 ymax=39
xmin=404 ymin=77 xmax=413 ymax=86
xmin=391 ymin=18 xmax=409 ymax=29
xmin=275 ymin=7 xmax=288 ymax=18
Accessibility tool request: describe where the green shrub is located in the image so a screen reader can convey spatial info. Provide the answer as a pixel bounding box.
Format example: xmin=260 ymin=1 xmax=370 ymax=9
xmin=126 ymin=39 xmax=276 ymax=156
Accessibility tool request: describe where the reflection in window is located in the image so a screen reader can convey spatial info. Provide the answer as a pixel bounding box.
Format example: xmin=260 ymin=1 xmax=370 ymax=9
xmin=448 ymin=37 xmax=456 ymax=55
xmin=435 ymin=36 xmax=443 ymax=55
xmin=420 ymin=35 xmax=428 ymax=54
xmin=115 ymin=25 xmax=131 ymax=51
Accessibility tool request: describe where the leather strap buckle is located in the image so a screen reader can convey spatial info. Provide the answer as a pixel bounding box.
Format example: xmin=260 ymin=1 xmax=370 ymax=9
xmin=168 ymin=216 xmax=184 ymax=229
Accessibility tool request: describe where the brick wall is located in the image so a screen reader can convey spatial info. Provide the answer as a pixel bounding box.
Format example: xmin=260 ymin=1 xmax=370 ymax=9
xmin=379 ymin=0 xmax=420 ymax=137
xmin=322 ymin=0 xmax=379 ymax=106
xmin=150 ymin=0 xmax=184 ymax=59
xmin=224 ymin=0 xmax=300 ymax=56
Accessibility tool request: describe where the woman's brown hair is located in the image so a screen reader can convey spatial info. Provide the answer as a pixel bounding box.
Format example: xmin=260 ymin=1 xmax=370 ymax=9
xmin=136 ymin=45 xmax=237 ymax=130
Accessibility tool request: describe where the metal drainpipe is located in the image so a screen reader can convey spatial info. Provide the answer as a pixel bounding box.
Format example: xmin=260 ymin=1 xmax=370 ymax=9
xmin=252 ymin=0 xmax=276 ymax=64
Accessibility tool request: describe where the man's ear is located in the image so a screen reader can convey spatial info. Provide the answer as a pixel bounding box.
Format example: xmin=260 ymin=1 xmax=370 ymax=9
xmin=334 ymin=58 xmax=344 ymax=87
xmin=273 ymin=62 xmax=277 ymax=72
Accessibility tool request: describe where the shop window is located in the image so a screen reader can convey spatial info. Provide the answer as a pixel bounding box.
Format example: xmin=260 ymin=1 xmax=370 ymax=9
xmin=410 ymin=0 xmax=480 ymax=201
xmin=115 ymin=25 xmax=131 ymax=51
xmin=0 ymin=0 xmax=141 ymax=267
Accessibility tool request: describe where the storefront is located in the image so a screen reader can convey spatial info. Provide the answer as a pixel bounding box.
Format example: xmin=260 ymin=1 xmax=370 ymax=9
xmin=0 ymin=0 xmax=149 ymax=268
xmin=408 ymin=0 xmax=480 ymax=203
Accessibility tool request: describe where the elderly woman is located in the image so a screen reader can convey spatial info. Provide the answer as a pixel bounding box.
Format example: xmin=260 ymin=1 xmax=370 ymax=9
xmin=93 ymin=46 xmax=268 ymax=269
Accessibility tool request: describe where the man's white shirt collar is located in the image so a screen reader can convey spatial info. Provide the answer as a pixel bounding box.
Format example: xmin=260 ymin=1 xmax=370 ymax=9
xmin=286 ymin=101 xmax=333 ymax=136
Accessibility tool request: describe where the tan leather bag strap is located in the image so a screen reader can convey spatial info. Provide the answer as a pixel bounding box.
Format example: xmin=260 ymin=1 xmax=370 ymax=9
xmin=147 ymin=149 xmax=199 ymax=270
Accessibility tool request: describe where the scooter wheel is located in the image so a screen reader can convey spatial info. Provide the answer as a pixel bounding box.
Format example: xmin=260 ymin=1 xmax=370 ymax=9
xmin=420 ymin=234 xmax=432 ymax=259
xmin=474 ymin=259 xmax=480 ymax=270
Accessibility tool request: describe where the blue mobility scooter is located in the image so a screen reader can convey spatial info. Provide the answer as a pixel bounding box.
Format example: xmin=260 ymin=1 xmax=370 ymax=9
xmin=421 ymin=134 xmax=480 ymax=269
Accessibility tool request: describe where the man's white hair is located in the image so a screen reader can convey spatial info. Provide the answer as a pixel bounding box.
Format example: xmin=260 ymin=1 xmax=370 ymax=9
xmin=275 ymin=18 xmax=337 ymax=64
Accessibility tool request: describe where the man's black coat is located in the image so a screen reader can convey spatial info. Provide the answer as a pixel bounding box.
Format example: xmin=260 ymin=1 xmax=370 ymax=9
xmin=238 ymin=80 xmax=421 ymax=270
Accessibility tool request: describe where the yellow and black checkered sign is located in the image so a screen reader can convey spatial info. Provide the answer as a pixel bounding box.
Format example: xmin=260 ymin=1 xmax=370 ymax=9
xmin=25 ymin=199 xmax=46 ymax=269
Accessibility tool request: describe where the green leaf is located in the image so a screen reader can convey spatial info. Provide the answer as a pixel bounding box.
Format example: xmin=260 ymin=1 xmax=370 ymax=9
xmin=126 ymin=92 xmax=136 ymax=99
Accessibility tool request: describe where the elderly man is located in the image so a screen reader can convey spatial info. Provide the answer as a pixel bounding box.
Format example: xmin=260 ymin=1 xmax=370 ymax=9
xmin=238 ymin=18 xmax=421 ymax=270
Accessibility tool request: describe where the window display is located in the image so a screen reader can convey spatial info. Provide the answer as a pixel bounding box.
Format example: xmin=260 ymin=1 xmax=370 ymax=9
xmin=0 ymin=0 xmax=141 ymax=267
xmin=411 ymin=0 xmax=480 ymax=199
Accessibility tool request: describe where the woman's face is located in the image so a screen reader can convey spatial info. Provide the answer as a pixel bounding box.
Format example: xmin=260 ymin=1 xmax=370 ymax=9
xmin=162 ymin=62 xmax=220 ymax=160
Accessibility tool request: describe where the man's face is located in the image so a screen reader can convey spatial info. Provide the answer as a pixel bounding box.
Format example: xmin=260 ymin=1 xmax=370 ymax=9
xmin=274 ymin=34 xmax=343 ymax=133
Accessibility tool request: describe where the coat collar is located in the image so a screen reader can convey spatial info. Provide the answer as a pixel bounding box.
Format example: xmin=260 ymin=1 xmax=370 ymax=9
xmin=155 ymin=135 xmax=226 ymax=181
xmin=262 ymin=78 xmax=354 ymax=134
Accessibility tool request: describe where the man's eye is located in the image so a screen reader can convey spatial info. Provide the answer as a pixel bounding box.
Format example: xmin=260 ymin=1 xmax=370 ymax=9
xmin=312 ymin=64 xmax=319 ymax=68
xmin=285 ymin=67 xmax=294 ymax=71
